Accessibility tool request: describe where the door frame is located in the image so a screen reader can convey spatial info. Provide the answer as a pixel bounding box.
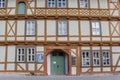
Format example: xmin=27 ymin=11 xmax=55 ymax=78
xmin=45 ymin=49 xmax=71 ymax=75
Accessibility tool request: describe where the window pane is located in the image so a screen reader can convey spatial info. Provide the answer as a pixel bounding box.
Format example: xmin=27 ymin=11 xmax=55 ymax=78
xmin=102 ymin=51 xmax=111 ymax=66
xmin=47 ymin=0 xmax=55 ymax=7
xmin=57 ymin=0 xmax=66 ymax=8
xmin=0 ymin=0 xmax=5 ymax=8
xmin=81 ymin=51 xmax=90 ymax=66
xmin=92 ymin=51 xmax=101 ymax=66
xmin=26 ymin=21 xmax=36 ymax=36
xmin=17 ymin=48 xmax=25 ymax=62
xmin=18 ymin=2 xmax=26 ymax=14
xmin=80 ymin=0 xmax=88 ymax=8
xmin=58 ymin=21 xmax=67 ymax=36
xmin=91 ymin=21 xmax=100 ymax=36
xmin=27 ymin=48 xmax=35 ymax=62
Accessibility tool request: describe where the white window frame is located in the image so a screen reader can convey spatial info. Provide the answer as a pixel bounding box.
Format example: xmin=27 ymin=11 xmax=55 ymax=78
xmin=57 ymin=0 xmax=66 ymax=8
xmin=26 ymin=21 xmax=36 ymax=36
xmin=58 ymin=21 xmax=67 ymax=36
xmin=91 ymin=21 xmax=101 ymax=36
xmin=79 ymin=0 xmax=88 ymax=8
xmin=102 ymin=51 xmax=111 ymax=66
xmin=27 ymin=47 xmax=36 ymax=62
xmin=47 ymin=0 xmax=55 ymax=8
xmin=0 ymin=0 xmax=6 ymax=8
xmin=92 ymin=51 xmax=101 ymax=66
xmin=81 ymin=51 xmax=91 ymax=67
xmin=17 ymin=48 xmax=25 ymax=62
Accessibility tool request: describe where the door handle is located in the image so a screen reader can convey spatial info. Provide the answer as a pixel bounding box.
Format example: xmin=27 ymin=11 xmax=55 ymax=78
xmin=57 ymin=65 xmax=59 ymax=68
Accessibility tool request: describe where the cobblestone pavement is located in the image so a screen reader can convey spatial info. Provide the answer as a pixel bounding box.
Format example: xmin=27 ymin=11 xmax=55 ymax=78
xmin=0 ymin=74 xmax=120 ymax=80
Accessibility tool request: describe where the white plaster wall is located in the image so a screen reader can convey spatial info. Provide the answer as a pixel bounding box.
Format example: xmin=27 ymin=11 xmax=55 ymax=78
xmin=92 ymin=47 xmax=100 ymax=50
xmin=81 ymin=47 xmax=90 ymax=50
xmin=37 ymin=64 xmax=44 ymax=71
xmin=90 ymin=0 xmax=98 ymax=8
xmin=99 ymin=0 xmax=108 ymax=9
xmin=110 ymin=10 xmax=119 ymax=16
xmin=7 ymin=64 xmax=15 ymax=70
xmin=103 ymin=67 xmax=111 ymax=71
xmin=37 ymin=20 xmax=44 ymax=36
xmin=71 ymin=49 xmax=76 ymax=57
xmin=93 ymin=68 xmax=101 ymax=72
xmin=82 ymin=68 xmax=90 ymax=72
xmin=7 ymin=9 xmax=15 ymax=15
xmin=28 ymin=64 xmax=35 ymax=71
xmin=68 ymin=0 xmax=78 ymax=8
xmin=26 ymin=37 xmax=35 ymax=41
xmin=37 ymin=46 xmax=44 ymax=52
xmin=0 ymin=46 xmax=5 ymax=62
xmin=101 ymin=21 xmax=109 ymax=36
xmin=17 ymin=21 xmax=25 ymax=36
xmin=8 ymin=0 xmax=16 ymax=7
xmin=92 ymin=37 xmax=101 ymax=41
xmin=69 ymin=21 xmax=78 ymax=36
xmin=0 ymin=21 xmax=5 ymax=35
xmin=69 ymin=37 xmax=79 ymax=41
xmin=27 ymin=9 xmax=33 ymax=15
xmin=47 ymin=20 xmax=56 ymax=36
xmin=29 ymin=2 xmax=35 ymax=7
xmin=102 ymin=47 xmax=110 ymax=50
xmin=58 ymin=37 xmax=67 ymax=41
xmin=37 ymin=0 xmax=45 ymax=7
xmin=81 ymin=37 xmax=90 ymax=41
xmin=47 ymin=37 xmax=56 ymax=41
xmin=72 ymin=67 xmax=76 ymax=75
xmin=80 ymin=21 xmax=90 ymax=36
xmin=7 ymin=46 xmax=15 ymax=62
xmin=112 ymin=54 xmax=120 ymax=66
xmin=0 ymin=64 xmax=4 ymax=70
xmin=112 ymin=47 xmax=120 ymax=52
xmin=17 ymin=63 xmax=26 ymax=70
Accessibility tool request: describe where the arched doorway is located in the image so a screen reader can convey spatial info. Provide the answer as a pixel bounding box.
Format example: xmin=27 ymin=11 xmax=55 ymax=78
xmin=46 ymin=50 xmax=69 ymax=75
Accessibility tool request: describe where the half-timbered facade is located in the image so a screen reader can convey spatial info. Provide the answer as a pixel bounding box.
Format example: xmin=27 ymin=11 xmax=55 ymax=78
xmin=0 ymin=0 xmax=120 ymax=75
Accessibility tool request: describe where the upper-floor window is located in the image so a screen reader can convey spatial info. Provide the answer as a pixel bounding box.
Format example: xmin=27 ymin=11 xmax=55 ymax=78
xmin=26 ymin=21 xmax=36 ymax=36
xmin=47 ymin=0 xmax=66 ymax=8
xmin=18 ymin=2 xmax=26 ymax=14
xmin=57 ymin=0 xmax=66 ymax=8
xmin=91 ymin=21 xmax=101 ymax=36
xmin=58 ymin=21 xmax=67 ymax=36
xmin=81 ymin=51 xmax=90 ymax=66
xmin=102 ymin=51 xmax=111 ymax=66
xmin=47 ymin=0 xmax=55 ymax=7
xmin=79 ymin=0 xmax=89 ymax=8
xmin=0 ymin=0 xmax=6 ymax=8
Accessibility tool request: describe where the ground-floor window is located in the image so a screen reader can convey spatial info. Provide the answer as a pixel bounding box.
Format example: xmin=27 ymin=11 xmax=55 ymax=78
xmin=16 ymin=47 xmax=36 ymax=62
xmin=81 ymin=50 xmax=111 ymax=67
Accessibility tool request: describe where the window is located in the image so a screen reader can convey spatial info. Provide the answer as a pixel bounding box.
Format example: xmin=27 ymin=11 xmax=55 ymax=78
xmin=17 ymin=47 xmax=36 ymax=62
xmin=27 ymin=48 xmax=35 ymax=62
xmin=26 ymin=21 xmax=36 ymax=36
xmin=92 ymin=51 xmax=101 ymax=66
xmin=58 ymin=21 xmax=67 ymax=36
xmin=47 ymin=0 xmax=55 ymax=7
xmin=72 ymin=56 xmax=76 ymax=66
xmin=102 ymin=51 xmax=111 ymax=66
xmin=17 ymin=48 xmax=25 ymax=62
xmin=57 ymin=0 xmax=66 ymax=8
xmin=0 ymin=0 xmax=5 ymax=8
xmin=91 ymin=21 xmax=101 ymax=36
xmin=81 ymin=51 xmax=90 ymax=66
xmin=18 ymin=2 xmax=26 ymax=14
xmin=79 ymin=0 xmax=88 ymax=8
